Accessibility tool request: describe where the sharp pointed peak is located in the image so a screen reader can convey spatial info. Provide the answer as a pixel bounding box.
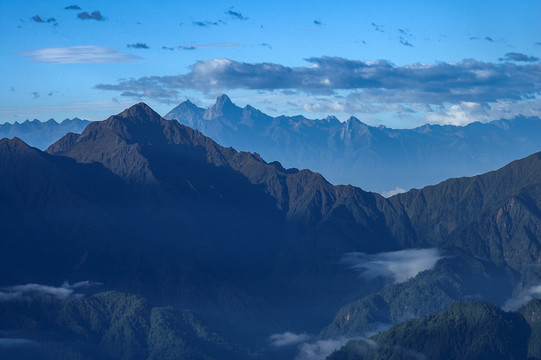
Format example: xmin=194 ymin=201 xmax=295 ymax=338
xmin=215 ymin=93 xmax=232 ymax=105
xmin=116 ymin=102 xmax=163 ymax=123
xmin=345 ymin=116 xmax=368 ymax=125
xmin=204 ymin=94 xmax=242 ymax=120
xmin=122 ymin=102 xmax=154 ymax=112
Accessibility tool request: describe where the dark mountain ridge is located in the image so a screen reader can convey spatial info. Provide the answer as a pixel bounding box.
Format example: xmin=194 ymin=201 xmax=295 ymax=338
xmin=2 ymin=102 xmax=541 ymax=358
xmin=322 ymin=151 xmax=541 ymax=339
xmin=24 ymin=103 xmax=401 ymax=339
xmin=328 ymin=301 xmax=533 ymax=360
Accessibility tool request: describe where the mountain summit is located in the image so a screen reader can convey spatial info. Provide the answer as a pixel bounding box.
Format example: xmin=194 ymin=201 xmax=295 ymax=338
xmin=203 ymin=94 xmax=243 ymax=120
xmin=117 ymin=102 xmax=163 ymax=123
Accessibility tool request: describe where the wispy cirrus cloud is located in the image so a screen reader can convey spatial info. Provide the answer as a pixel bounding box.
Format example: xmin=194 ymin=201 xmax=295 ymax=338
xmin=19 ymin=46 xmax=142 ymax=64
xmin=499 ymin=52 xmax=539 ymax=63
xmin=31 ymin=15 xmax=57 ymax=25
xmin=193 ymin=20 xmax=224 ymax=27
xmin=162 ymin=43 xmax=242 ymax=51
xmin=399 ymin=37 xmax=413 ymax=47
xmin=225 ymin=8 xmax=247 ymax=21
xmin=77 ymin=11 xmax=104 ymax=21
xmin=193 ymin=7 xmax=247 ymax=27
xmin=371 ymin=22 xmax=384 ymax=32
xmin=127 ymin=42 xmax=149 ymax=49
xmin=469 ymin=36 xmax=496 ymax=43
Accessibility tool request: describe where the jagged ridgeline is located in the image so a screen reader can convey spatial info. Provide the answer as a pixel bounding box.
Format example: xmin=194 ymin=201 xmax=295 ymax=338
xmin=0 ymin=118 xmax=90 ymax=150
xmin=165 ymin=94 xmax=541 ymax=193
xmin=1 ymin=103 xmax=541 ymax=359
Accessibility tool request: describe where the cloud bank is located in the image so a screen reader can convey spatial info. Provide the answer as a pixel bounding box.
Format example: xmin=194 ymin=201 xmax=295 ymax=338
xmin=19 ymin=46 xmax=141 ymax=64
xmin=0 ymin=338 xmax=35 ymax=348
xmin=381 ymin=187 xmax=407 ymax=198
xmin=503 ymin=284 xmax=541 ymax=310
xmin=341 ymin=248 xmax=443 ymax=283
xmin=94 ymin=56 xmax=541 ymax=125
xmin=95 ymin=57 xmax=541 ymax=105
xmin=499 ymin=52 xmax=540 ymax=63
xmin=269 ymin=332 xmax=311 ymax=347
xmin=0 ymin=281 xmax=100 ymax=301
xmin=296 ymin=337 xmax=373 ymax=360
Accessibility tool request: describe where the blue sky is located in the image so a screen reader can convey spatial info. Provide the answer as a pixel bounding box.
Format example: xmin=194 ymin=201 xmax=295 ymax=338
xmin=1 ymin=0 xmax=540 ymax=127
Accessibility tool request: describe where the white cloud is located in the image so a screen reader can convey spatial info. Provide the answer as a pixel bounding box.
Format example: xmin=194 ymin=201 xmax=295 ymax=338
xmin=93 ymin=56 xmax=541 ymax=126
xmin=296 ymin=337 xmax=375 ymax=360
xmin=4 ymin=284 xmax=74 ymax=299
xmin=0 ymin=338 xmax=35 ymax=348
xmin=19 ymin=46 xmax=142 ymax=64
xmin=503 ymin=284 xmax=541 ymax=311
xmin=381 ymin=187 xmax=407 ymax=198
xmin=296 ymin=338 xmax=350 ymax=360
xmin=0 ymin=291 xmax=23 ymax=302
xmin=269 ymin=332 xmax=311 ymax=347
xmin=96 ymin=57 xmax=541 ymax=105
xmin=341 ymin=248 xmax=443 ymax=283
xmin=425 ymin=102 xmax=487 ymax=126
xmin=0 ymin=281 xmax=100 ymax=301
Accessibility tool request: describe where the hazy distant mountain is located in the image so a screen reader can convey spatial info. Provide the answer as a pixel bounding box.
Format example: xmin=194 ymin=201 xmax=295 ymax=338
xmin=2 ymin=103 xmax=541 ymax=359
xmin=165 ymin=95 xmax=541 ymax=193
xmin=0 ymin=118 xmax=90 ymax=150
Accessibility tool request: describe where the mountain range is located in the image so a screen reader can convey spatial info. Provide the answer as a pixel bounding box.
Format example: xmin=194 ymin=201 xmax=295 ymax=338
xmin=0 ymin=118 xmax=90 ymax=150
xmin=328 ymin=301 xmax=539 ymax=359
xmin=1 ymin=102 xmax=541 ymax=359
xmin=165 ymin=95 xmax=541 ymax=194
